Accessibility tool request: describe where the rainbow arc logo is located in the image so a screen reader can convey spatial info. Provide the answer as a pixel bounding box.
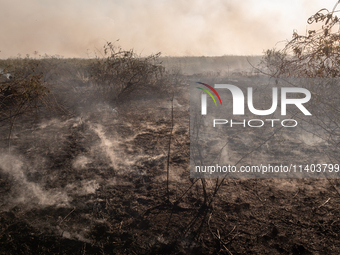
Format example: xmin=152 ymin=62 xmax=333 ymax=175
xmin=196 ymin=82 xmax=222 ymax=106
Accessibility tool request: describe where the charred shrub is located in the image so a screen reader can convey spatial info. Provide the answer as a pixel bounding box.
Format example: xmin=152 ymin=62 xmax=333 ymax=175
xmin=0 ymin=57 xmax=52 ymax=150
xmin=89 ymin=42 xmax=166 ymax=104
xmin=261 ymin=1 xmax=340 ymax=163
xmin=0 ymin=58 xmax=50 ymax=122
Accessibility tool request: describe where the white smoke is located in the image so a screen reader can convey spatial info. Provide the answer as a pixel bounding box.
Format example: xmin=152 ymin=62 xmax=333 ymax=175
xmin=0 ymin=153 xmax=70 ymax=209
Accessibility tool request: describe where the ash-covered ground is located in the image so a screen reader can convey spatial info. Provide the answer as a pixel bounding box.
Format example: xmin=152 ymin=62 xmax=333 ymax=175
xmin=1 ymin=58 xmax=340 ymax=254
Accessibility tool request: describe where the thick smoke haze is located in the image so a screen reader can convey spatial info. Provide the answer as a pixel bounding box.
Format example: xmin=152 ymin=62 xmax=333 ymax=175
xmin=0 ymin=0 xmax=337 ymax=58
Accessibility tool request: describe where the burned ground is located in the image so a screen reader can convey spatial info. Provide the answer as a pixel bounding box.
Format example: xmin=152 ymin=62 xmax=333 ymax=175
xmin=0 ymin=60 xmax=340 ymax=254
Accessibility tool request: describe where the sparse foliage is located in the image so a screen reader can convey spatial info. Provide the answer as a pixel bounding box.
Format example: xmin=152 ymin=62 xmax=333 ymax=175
xmin=263 ymin=1 xmax=340 ymax=78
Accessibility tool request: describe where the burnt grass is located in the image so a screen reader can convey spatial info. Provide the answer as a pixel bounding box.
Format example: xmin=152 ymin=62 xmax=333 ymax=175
xmin=1 ymin=72 xmax=340 ymax=255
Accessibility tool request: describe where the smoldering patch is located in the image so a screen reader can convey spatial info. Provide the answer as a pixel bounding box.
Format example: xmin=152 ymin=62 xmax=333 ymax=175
xmin=72 ymin=155 xmax=91 ymax=170
xmin=65 ymin=180 xmax=100 ymax=196
xmin=0 ymin=153 xmax=70 ymax=210
xmin=88 ymin=123 xmax=143 ymax=173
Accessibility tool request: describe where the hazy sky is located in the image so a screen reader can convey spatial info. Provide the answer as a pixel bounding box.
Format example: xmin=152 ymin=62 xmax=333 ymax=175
xmin=0 ymin=0 xmax=338 ymax=58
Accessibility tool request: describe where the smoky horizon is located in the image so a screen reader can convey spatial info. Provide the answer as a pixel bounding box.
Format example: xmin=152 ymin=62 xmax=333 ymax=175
xmin=0 ymin=0 xmax=337 ymax=59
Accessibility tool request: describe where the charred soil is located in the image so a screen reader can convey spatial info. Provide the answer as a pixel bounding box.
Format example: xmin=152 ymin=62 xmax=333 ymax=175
xmin=0 ymin=71 xmax=340 ymax=255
